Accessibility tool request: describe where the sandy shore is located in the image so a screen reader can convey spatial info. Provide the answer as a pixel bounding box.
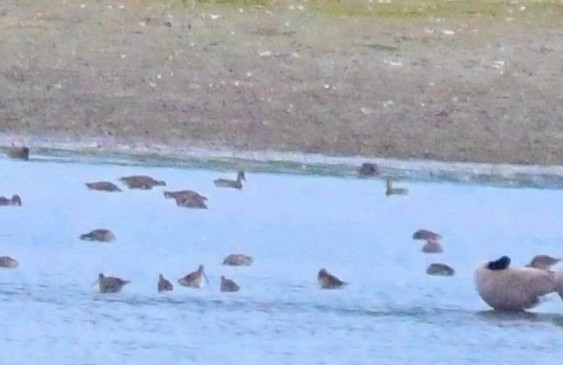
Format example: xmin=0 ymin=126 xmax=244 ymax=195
xmin=1 ymin=0 xmax=562 ymax=165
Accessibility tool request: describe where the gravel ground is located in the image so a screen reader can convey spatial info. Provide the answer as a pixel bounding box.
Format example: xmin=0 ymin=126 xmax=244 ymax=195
xmin=1 ymin=0 xmax=562 ymax=165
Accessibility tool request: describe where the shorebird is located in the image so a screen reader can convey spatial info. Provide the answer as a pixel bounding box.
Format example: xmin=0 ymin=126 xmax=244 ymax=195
xmin=412 ymin=229 xmax=442 ymax=241
xmin=85 ymin=181 xmax=122 ymax=192
xmin=79 ymin=229 xmax=116 ymax=242
xmin=220 ymin=276 xmax=240 ymax=292
xmin=475 ymin=255 xmax=563 ymax=311
xmin=0 ymin=256 xmax=19 ymax=268
xmin=0 ymin=194 xmax=22 ymax=206
xmin=426 ymin=263 xmax=455 ymax=276
xmin=317 ymin=268 xmax=347 ymax=289
xmin=119 ymin=175 xmax=166 ymax=190
xmin=214 ymin=171 xmax=246 ymax=190
xmin=526 ymin=254 xmax=561 ymax=270
xmin=6 ymin=144 xmax=29 ymax=161
xmin=222 ymin=254 xmax=253 ymax=266
xmin=178 ymin=265 xmax=209 ymax=288
xmin=385 ymin=178 xmax=409 ymax=196
xmin=358 ymin=162 xmax=379 ymax=177
xmin=412 ymin=229 xmax=444 ymax=253
xmin=164 ymin=190 xmax=207 ymax=202
xmin=95 ymin=273 xmax=130 ymax=293
xmin=157 ymin=274 xmax=174 ymax=293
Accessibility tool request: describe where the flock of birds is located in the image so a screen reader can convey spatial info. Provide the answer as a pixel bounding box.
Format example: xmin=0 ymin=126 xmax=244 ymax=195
xmin=2 ymin=146 xmax=563 ymax=311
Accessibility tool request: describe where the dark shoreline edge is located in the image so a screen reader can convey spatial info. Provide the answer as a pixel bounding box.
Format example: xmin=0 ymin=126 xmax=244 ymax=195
xmin=2 ymin=134 xmax=563 ymax=189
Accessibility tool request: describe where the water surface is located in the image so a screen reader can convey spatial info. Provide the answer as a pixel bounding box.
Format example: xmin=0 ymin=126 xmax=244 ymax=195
xmin=1 ymin=157 xmax=563 ymax=364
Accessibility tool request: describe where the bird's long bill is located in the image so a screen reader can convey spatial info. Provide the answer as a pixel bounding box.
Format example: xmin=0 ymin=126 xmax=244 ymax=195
xmin=91 ymin=278 xmax=100 ymax=289
xmin=203 ymin=272 xmax=209 ymax=284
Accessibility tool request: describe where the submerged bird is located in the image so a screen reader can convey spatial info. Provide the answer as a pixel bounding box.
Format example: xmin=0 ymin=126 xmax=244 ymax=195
xmin=526 ymin=254 xmax=561 ymax=270
xmin=5 ymin=144 xmax=29 ymax=161
xmin=0 ymin=256 xmax=19 ymax=268
xmin=426 ymin=263 xmax=455 ymax=276
xmin=85 ymin=181 xmax=122 ymax=192
xmin=178 ymin=265 xmax=209 ymax=288
xmin=358 ymin=162 xmax=379 ymax=177
xmin=421 ymin=240 xmax=444 ymax=254
xmin=317 ymin=268 xmax=347 ymax=289
xmin=79 ymin=229 xmax=116 ymax=242
xmin=385 ymin=178 xmax=409 ymax=196
xmin=0 ymin=194 xmax=22 ymax=206
xmin=475 ymin=255 xmax=563 ymax=311
xmin=220 ymin=275 xmax=240 ymax=292
xmin=119 ymin=175 xmax=166 ymax=190
xmin=157 ymin=274 xmax=174 ymax=293
xmin=164 ymin=190 xmax=207 ymax=202
xmin=95 ymin=273 xmax=130 ymax=293
xmin=222 ymin=254 xmax=253 ymax=266
xmin=175 ymin=196 xmax=207 ymax=209
xmin=214 ymin=171 xmax=246 ymax=190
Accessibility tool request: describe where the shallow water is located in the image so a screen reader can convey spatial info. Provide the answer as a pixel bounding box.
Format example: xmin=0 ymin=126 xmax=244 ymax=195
xmin=1 ymin=156 xmax=563 ymax=365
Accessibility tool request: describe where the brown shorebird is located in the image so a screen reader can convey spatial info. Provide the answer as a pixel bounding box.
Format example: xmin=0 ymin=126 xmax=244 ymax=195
xmin=214 ymin=171 xmax=246 ymax=190
xmin=85 ymin=181 xmax=122 ymax=192
xmin=220 ymin=276 xmax=240 ymax=292
xmin=317 ymin=268 xmax=347 ymax=289
xmin=119 ymin=175 xmax=166 ymax=190
xmin=178 ymin=265 xmax=209 ymax=288
xmin=412 ymin=229 xmax=442 ymax=241
xmin=164 ymin=190 xmax=207 ymax=202
xmin=426 ymin=263 xmax=455 ymax=276
xmin=95 ymin=273 xmax=130 ymax=293
xmin=0 ymin=256 xmax=19 ymax=268
xmin=157 ymin=274 xmax=174 ymax=293
xmin=222 ymin=254 xmax=253 ymax=266
xmin=413 ymin=229 xmax=444 ymax=253
xmin=358 ymin=162 xmax=379 ymax=177
xmin=80 ymin=229 xmax=116 ymax=242
xmin=385 ymin=178 xmax=409 ymax=196
xmin=526 ymin=254 xmax=561 ymax=270
xmin=6 ymin=144 xmax=29 ymax=161
xmin=0 ymin=194 xmax=22 ymax=206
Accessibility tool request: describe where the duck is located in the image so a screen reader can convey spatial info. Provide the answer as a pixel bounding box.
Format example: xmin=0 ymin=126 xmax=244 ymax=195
xmin=412 ymin=229 xmax=442 ymax=241
xmin=421 ymin=240 xmax=444 ymax=254
xmin=0 ymin=256 xmax=19 ymax=268
xmin=163 ymin=190 xmax=207 ymax=202
xmin=178 ymin=265 xmax=209 ymax=288
xmin=358 ymin=162 xmax=379 ymax=177
xmin=0 ymin=194 xmax=22 ymax=206
xmin=85 ymin=181 xmax=122 ymax=192
xmin=475 ymin=255 xmax=563 ymax=311
xmin=95 ymin=273 xmax=130 ymax=293
xmin=385 ymin=178 xmax=409 ymax=196
xmin=222 ymin=254 xmax=253 ymax=266
xmin=526 ymin=254 xmax=561 ymax=270
xmin=426 ymin=263 xmax=455 ymax=276
xmin=412 ymin=229 xmax=444 ymax=253
xmin=157 ymin=274 xmax=174 ymax=293
xmin=220 ymin=276 xmax=240 ymax=292
xmin=119 ymin=175 xmax=166 ymax=190
xmin=317 ymin=268 xmax=347 ymax=289
xmin=79 ymin=229 xmax=116 ymax=242
xmin=5 ymin=144 xmax=29 ymax=161
xmin=174 ymin=195 xmax=208 ymax=209
xmin=214 ymin=171 xmax=246 ymax=190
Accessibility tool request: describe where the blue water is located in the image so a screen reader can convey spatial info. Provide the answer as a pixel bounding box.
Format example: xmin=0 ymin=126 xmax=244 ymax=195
xmin=1 ymin=157 xmax=563 ymax=365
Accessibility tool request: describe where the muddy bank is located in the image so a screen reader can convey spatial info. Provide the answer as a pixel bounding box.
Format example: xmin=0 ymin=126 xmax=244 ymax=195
xmin=1 ymin=0 xmax=562 ymax=165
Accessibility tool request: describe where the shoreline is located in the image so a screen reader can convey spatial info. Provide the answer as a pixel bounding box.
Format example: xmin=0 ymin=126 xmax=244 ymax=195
xmin=3 ymin=133 xmax=563 ymax=189
xmin=1 ymin=1 xmax=562 ymax=167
